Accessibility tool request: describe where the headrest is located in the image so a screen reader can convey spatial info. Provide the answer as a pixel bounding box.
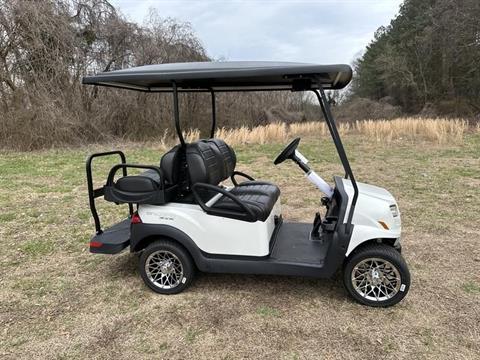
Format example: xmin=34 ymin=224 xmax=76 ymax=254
xmin=186 ymin=140 xmax=224 ymax=185
xmin=208 ymin=139 xmax=236 ymax=177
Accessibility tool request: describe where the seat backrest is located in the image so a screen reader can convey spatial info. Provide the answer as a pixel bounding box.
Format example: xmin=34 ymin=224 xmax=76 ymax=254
xmin=160 ymin=144 xmax=183 ymax=185
xmin=186 ymin=140 xmax=225 ymax=185
xmin=208 ymin=139 xmax=237 ymax=178
xmin=160 ymin=138 xmax=237 ymax=190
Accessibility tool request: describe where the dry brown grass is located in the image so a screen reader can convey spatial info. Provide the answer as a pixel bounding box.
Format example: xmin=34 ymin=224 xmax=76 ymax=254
xmin=355 ymin=117 xmax=468 ymax=143
xmin=181 ymin=118 xmax=470 ymax=146
xmin=1 ymin=133 xmax=479 ymax=359
xmin=215 ymin=123 xmax=288 ymax=144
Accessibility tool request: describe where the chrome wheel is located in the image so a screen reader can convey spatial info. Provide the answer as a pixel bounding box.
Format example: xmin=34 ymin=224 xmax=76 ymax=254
xmin=145 ymin=250 xmax=184 ymax=289
xmin=351 ymin=257 xmax=401 ymax=302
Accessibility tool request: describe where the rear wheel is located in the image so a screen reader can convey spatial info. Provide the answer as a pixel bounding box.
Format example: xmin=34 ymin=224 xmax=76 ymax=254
xmin=343 ymin=244 xmax=410 ymax=307
xmin=139 ymin=240 xmax=195 ymax=294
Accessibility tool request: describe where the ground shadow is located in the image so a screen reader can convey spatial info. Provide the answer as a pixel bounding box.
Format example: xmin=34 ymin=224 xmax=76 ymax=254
xmin=105 ymin=252 xmax=348 ymax=303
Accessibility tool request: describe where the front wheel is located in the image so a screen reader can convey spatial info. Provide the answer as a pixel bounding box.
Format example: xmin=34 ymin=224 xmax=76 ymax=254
xmin=343 ymin=244 xmax=410 ymax=307
xmin=139 ymin=240 xmax=195 ymax=294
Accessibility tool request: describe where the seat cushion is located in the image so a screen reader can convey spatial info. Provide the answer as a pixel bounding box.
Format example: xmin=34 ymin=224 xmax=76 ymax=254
xmin=212 ymin=191 xmax=277 ymax=222
xmin=115 ymin=175 xmax=158 ymax=192
xmin=139 ymin=169 xmax=162 ymax=184
xmin=234 ymin=181 xmax=280 ymax=202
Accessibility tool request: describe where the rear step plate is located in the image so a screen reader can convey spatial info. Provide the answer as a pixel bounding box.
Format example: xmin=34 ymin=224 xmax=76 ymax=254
xmin=90 ymin=218 xmax=130 ymax=254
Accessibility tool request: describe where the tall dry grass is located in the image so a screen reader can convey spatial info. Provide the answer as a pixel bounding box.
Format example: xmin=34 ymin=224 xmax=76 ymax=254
xmin=215 ymin=123 xmax=288 ymax=144
xmin=355 ymin=117 xmax=468 ymax=143
xmin=122 ymin=117 xmax=470 ymax=150
xmin=194 ymin=118 xmax=469 ymax=146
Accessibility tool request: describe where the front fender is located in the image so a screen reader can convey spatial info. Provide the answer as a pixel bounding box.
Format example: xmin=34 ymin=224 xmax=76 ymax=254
xmin=346 ymin=224 xmax=401 ymax=256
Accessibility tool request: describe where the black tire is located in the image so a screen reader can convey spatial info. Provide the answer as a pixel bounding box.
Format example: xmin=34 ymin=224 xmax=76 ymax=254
xmin=343 ymin=244 xmax=410 ymax=307
xmin=139 ymin=239 xmax=195 ymax=294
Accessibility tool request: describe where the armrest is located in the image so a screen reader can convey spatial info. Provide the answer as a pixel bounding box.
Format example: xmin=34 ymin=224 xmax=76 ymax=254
xmin=106 ymin=164 xmax=164 ymax=189
xmin=230 ymin=170 xmax=255 ymax=186
xmin=191 ymin=183 xmax=256 ymax=222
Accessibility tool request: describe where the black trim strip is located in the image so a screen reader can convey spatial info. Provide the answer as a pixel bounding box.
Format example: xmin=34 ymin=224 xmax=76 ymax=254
xmin=172 ymin=81 xmax=185 ymax=146
xmin=269 ymin=215 xmax=283 ymax=253
xmin=210 ymin=89 xmax=216 ymax=138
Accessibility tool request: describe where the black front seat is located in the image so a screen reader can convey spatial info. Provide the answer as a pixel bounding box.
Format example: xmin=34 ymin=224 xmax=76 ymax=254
xmin=207 ymin=138 xmax=280 ymax=201
xmin=185 ymin=140 xmax=279 ymax=222
xmin=212 ymin=190 xmax=278 ymax=222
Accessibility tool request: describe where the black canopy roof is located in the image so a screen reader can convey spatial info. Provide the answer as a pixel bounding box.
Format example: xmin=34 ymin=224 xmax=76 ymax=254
xmin=82 ymin=61 xmax=352 ymax=92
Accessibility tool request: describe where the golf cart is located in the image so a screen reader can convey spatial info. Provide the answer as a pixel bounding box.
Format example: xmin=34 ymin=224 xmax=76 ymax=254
xmin=83 ymin=61 xmax=410 ymax=307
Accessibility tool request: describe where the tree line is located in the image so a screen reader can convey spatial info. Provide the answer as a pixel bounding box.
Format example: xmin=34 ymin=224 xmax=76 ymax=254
xmin=0 ymin=0 xmax=301 ymax=150
xmin=351 ymin=0 xmax=480 ymax=116
xmin=1 ymin=0 xmax=478 ymax=150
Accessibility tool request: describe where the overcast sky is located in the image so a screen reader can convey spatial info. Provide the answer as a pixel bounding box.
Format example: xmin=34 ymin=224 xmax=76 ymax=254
xmin=111 ymin=0 xmax=402 ymax=64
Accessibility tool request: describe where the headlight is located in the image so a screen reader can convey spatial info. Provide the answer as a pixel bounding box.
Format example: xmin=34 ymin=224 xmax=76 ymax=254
xmin=390 ymin=204 xmax=399 ymax=217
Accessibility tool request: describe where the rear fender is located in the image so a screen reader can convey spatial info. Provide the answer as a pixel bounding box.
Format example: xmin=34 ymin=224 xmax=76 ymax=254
xmin=130 ymin=223 xmax=207 ymax=270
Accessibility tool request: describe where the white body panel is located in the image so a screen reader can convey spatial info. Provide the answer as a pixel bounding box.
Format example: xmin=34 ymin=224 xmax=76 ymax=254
xmin=139 ymin=198 xmax=281 ymax=257
xmin=342 ymin=179 xmax=401 ymax=256
xmin=137 ymin=177 xmax=400 ymax=259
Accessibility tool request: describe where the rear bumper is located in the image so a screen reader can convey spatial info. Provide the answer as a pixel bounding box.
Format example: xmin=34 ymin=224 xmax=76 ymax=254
xmin=89 ymin=218 xmax=131 ymax=254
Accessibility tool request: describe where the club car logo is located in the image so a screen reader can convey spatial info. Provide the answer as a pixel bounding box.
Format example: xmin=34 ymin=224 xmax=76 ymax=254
xmin=145 ymin=211 xmax=174 ymax=221
xmin=158 ymin=215 xmax=174 ymax=221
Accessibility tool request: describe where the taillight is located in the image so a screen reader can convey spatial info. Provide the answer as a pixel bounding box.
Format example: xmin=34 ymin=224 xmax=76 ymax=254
xmin=131 ymin=212 xmax=142 ymax=224
xmin=90 ymin=241 xmax=103 ymax=248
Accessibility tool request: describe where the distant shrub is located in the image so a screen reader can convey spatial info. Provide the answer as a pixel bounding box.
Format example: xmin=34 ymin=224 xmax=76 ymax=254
xmin=334 ymin=97 xmax=402 ymax=122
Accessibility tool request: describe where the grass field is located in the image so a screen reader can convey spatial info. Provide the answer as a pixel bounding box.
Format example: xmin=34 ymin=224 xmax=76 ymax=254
xmin=1 ymin=133 xmax=479 ymax=359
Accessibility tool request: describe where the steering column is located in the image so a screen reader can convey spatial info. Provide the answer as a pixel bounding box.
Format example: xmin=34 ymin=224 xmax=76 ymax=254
xmin=274 ymin=138 xmax=334 ymax=199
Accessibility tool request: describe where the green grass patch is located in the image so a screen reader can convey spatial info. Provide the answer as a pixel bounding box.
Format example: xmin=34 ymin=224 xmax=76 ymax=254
xmin=0 ymin=212 xmax=16 ymax=222
xmin=462 ymin=281 xmax=480 ymax=294
xmin=256 ymin=305 xmax=280 ymax=318
xmin=20 ymin=239 xmax=55 ymax=256
xmin=185 ymin=327 xmax=203 ymax=343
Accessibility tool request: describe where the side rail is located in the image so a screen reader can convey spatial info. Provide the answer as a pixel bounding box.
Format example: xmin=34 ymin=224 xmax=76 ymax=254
xmin=230 ymin=171 xmax=255 ymax=186
xmin=191 ymin=183 xmax=256 ymax=222
xmin=86 ymin=151 xmax=133 ymax=234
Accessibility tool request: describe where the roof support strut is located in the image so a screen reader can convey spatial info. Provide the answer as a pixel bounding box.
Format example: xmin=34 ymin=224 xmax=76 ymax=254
xmin=172 ymin=81 xmax=185 ymax=146
xmin=312 ymin=85 xmax=358 ymax=233
xmin=210 ymin=90 xmax=216 ymax=138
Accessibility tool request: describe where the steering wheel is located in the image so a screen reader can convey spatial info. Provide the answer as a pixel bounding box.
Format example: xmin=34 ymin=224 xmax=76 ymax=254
xmin=274 ymin=137 xmax=301 ymax=165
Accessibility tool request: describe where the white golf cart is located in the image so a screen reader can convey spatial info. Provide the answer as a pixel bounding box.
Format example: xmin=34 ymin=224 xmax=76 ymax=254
xmin=84 ymin=61 xmax=410 ymax=307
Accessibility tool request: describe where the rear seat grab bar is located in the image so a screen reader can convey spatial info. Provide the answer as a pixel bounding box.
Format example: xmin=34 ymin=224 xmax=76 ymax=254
xmin=86 ymin=150 xmax=133 ymax=234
